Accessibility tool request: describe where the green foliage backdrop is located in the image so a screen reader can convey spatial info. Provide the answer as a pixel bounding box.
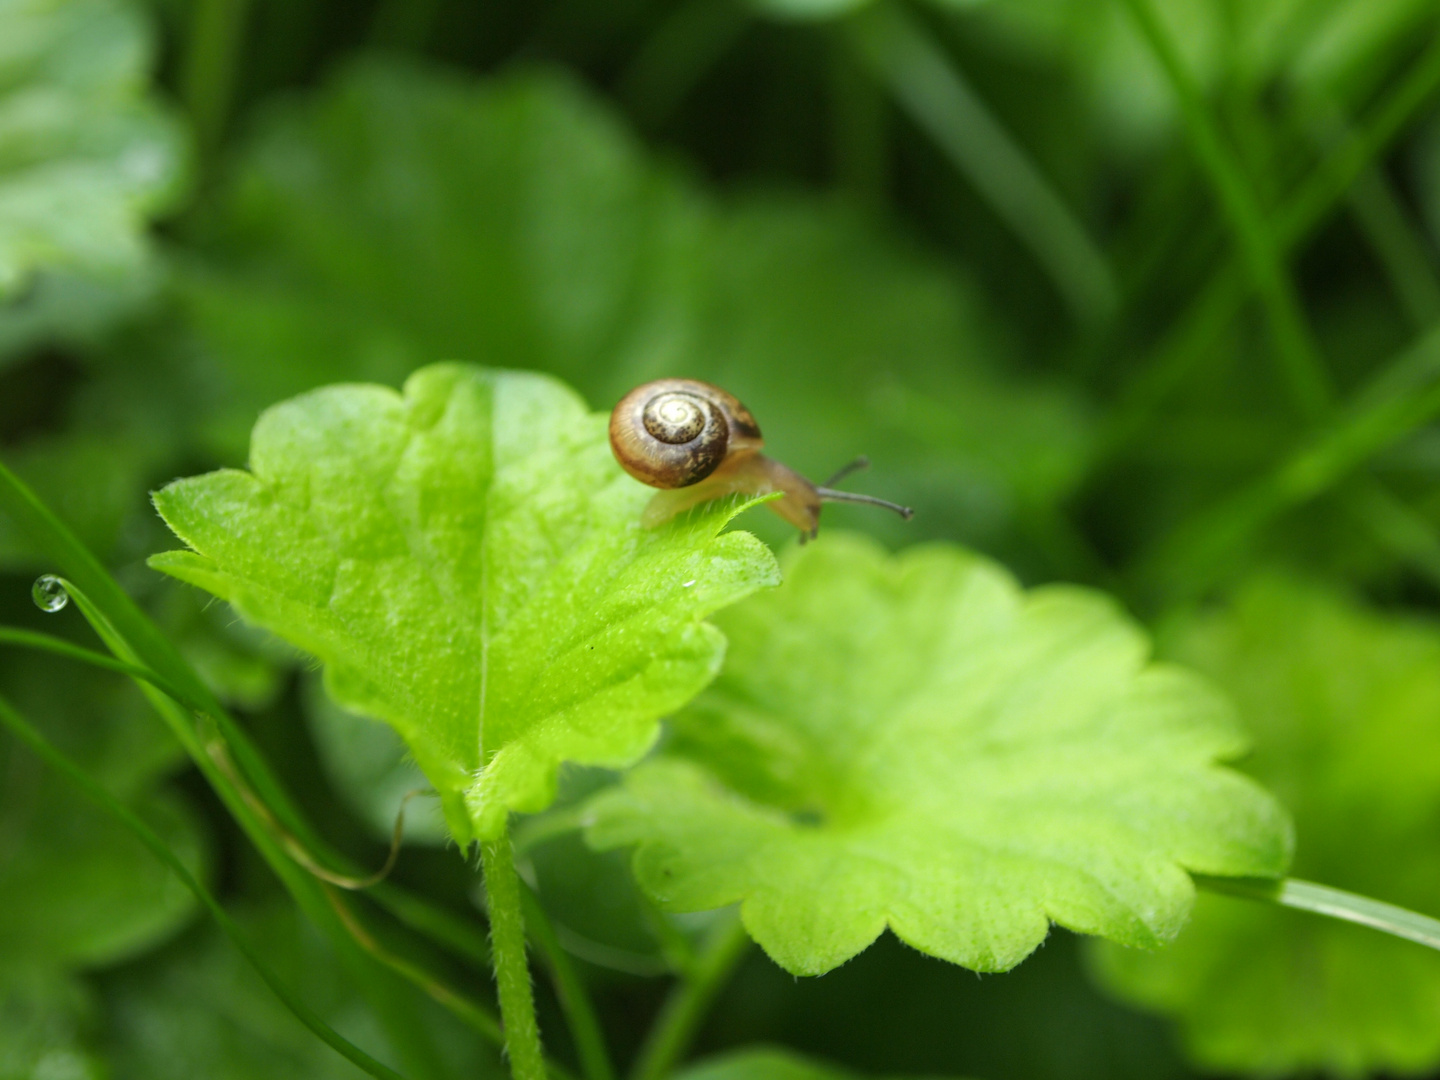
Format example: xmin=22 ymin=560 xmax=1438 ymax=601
xmin=3 ymin=0 xmax=1440 ymax=1078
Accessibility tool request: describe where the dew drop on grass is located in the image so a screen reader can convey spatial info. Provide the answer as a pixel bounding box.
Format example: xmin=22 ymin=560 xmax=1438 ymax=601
xmin=32 ymin=575 xmax=68 ymax=613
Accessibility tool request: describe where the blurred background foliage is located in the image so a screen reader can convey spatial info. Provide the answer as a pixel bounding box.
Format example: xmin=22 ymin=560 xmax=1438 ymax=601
xmin=4 ymin=0 xmax=1440 ymax=1077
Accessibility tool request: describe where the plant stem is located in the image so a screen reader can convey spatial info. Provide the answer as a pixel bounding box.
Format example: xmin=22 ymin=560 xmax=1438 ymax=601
xmin=483 ymin=836 xmax=548 ymax=1080
xmin=1198 ymin=876 xmax=1440 ymax=952
xmin=1117 ymin=0 xmax=1329 ymax=419
xmin=181 ymin=0 xmax=251 ymax=161
xmin=520 ymin=885 xmax=615 ymax=1080
xmin=617 ymin=0 xmax=750 ymax=128
xmin=1279 ymin=31 xmax=1440 ymax=247
xmin=630 ymin=912 xmax=751 ymax=1080
xmin=368 ymin=0 xmax=442 ymax=50
xmin=849 ymin=2 xmax=1117 ymax=325
xmin=830 ymin=29 xmax=886 ymax=209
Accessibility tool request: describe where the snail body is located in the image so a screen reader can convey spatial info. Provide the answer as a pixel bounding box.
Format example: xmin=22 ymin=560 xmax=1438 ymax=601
xmin=608 ymin=378 xmax=910 ymax=538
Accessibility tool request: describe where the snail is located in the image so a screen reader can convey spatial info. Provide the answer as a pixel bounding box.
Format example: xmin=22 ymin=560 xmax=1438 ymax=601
xmin=609 ymin=378 xmax=913 ymax=540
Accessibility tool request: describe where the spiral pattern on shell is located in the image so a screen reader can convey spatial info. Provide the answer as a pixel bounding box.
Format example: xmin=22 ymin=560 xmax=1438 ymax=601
xmin=609 ymin=378 xmax=763 ymax=489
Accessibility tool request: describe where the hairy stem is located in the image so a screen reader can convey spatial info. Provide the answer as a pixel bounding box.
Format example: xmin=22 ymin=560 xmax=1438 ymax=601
xmin=483 ymin=836 xmax=547 ymax=1080
xmin=631 ymin=913 xmax=751 ymax=1080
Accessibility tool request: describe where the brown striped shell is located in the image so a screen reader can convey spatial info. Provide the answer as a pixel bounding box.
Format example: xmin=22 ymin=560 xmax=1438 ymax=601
xmin=608 ymin=379 xmax=763 ymax=489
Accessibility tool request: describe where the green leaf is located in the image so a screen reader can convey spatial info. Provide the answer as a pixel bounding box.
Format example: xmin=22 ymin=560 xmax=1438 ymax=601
xmin=149 ymin=363 xmax=780 ymax=846
xmin=180 ymin=62 xmax=1089 ymax=549
xmin=0 ymin=0 xmax=187 ymax=301
xmin=585 ymin=532 xmax=1291 ymax=976
xmin=1093 ymin=576 xmax=1440 ymax=1076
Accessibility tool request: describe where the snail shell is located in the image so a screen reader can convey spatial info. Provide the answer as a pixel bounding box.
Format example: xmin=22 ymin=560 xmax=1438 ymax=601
xmin=608 ymin=379 xmax=763 ymax=489
xmin=608 ymin=378 xmax=910 ymax=538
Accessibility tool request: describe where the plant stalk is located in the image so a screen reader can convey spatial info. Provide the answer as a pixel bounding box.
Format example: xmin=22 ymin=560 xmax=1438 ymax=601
xmin=521 ymin=885 xmax=616 ymax=1080
xmin=483 ymin=836 xmax=548 ymax=1080
xmin=181 ymin=0 xmax=251 ymax=160
xmin=1198 ymin=876 xmax=1440 ymax=952
xmin=630 ymin=913 xmax=751 ymax=1080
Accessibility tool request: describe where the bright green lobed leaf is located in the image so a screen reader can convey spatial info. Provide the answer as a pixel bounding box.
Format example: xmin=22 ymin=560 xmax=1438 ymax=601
xmin=178 ymin=62 xmax=1089 ymax=550
xmin=0 ymin=0 xmax=187 ymax=301
xmin=585 ymin=533 xmax=1291 ymax=976
xmin=149 ymin=363 xmax=780 ymax=845
xmin=1093 ymin=576 xmax=1440 ymax=1077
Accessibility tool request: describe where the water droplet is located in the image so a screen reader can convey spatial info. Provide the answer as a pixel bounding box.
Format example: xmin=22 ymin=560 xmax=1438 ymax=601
xmin=32 ymin=575 xmax=68 ymax=613
xmin=682 ymin=580 xmax=697 ymax=588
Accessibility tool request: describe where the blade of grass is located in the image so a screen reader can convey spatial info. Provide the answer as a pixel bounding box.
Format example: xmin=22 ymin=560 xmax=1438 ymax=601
xmin=1279 ymin=31 xmax=1440 ymax=246
xmin=1304 ymin=100 xmax=1440 ymax=328
xmin=323 ymin=885 xmax=506 ymax=1046
xmin=1197 ymin=876 xmax=1440 ymax=952
xmin=0 ymin=626 xmax=203 ymax=706
xmin=830 ymin=28 xmax=887 ymax=208
xmin=1096 ymin=30 xmax=1440 ymax=465
xmin=57 ymin=589 xmax=460 ymax=1077
xmin=3 ymin=620 xmax=497 ymax=972
xmin=0 ymin=461 xmax=492 ymax=947
xmin=181 ymin=0 xmax=251 ymax=161
xmin=0 ymin=692 xmax=410 ymax=1080
xmin=521 ymin=885 xmax=616 ymax=1080
xmin=1117 ymin=0 xmax=1330 ymax=418
xmin=1133 ymin=322 xmax=1440 ymax=596
xmin=7 ymin=590 xmax=506 ymax=1040
xmin=368 ymin=0 xmax=442 ymax=50
xmin=0 ymin=613 xmax=511 ymax=1051
xmin=0 ymin=462 xmax=481 ymax=1073
xmin=848 ymin=1 xmax=1117 ymax=324
xmin=617 ymin=0 xmax=751 ymax=128
xmin=630 ymin=913 xmax=751 ymax=1080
